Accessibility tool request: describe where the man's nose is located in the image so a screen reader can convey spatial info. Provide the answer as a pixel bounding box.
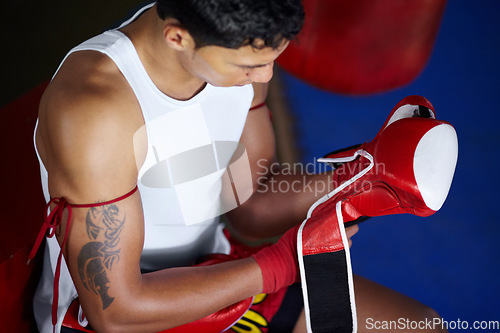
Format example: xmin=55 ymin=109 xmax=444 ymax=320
xmin=248 ymin=62 xmax=274 ymax=83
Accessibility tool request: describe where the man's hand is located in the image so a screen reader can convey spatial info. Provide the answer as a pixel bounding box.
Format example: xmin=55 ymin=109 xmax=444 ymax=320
xmin=345 ymin=225 xmax=359 ymax=248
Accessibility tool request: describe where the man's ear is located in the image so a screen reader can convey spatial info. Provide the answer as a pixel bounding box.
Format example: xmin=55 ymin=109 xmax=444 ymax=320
xmin=163 ymin=23 xmax=195 ymax=50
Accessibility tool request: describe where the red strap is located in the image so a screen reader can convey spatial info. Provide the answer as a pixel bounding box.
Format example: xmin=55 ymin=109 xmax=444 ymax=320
xmin=249 ymin=102 xmax=266 ymax=111
xmin=27 ymin=186 xmax=138 ymax=332
xmin=249 ymin=102 xmax=273 ymax=122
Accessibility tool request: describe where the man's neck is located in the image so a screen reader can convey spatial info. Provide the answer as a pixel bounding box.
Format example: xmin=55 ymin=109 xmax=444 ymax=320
xmin=120 ymin=6 xmax=207 ymax=101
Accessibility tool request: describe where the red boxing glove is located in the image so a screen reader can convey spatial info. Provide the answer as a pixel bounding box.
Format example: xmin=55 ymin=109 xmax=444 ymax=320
xmin=298 ymin=95 xmax=458 ymax=333
xmin=161 ymin=296 xmax=252 ymax=333
xmin=252 ymin=225 xmax=300 ymax=294
xmin=320 ymin=95 xmax=458 ymax=223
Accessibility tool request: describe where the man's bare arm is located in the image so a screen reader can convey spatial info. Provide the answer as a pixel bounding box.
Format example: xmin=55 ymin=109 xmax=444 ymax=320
xmin=64 ymin=195 xmax=261 ymax=332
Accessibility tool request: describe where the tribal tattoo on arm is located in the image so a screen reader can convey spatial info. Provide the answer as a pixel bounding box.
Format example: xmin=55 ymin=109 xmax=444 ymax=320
xmin=77 ymin=204 xmax=125 ymax=310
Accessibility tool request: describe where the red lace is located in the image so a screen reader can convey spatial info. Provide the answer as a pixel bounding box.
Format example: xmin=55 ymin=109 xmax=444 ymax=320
xmin=249 ymin=102 xmax=266 ymax=111
xmin=28 ymin=186 xmax=138 ymax=332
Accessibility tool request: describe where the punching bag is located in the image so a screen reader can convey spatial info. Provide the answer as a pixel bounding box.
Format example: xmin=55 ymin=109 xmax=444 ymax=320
xmin=277 ymin=0 xmax=447 ymax=95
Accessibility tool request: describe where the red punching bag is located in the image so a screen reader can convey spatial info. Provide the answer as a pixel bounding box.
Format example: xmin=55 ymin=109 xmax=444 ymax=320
xmin=277 ymin=0 xmax=447 ymax=95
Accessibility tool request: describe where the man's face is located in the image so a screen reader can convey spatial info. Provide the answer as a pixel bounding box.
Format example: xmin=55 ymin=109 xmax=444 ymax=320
xmin=185 ymin=39 xmax=289 ymax=87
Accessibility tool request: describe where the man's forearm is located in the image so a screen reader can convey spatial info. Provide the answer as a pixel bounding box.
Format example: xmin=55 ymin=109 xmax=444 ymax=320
xmin=227 ymin=169 xmax=334 ymax=240
xmin=85 ymin=258 xmax=262 ymax=332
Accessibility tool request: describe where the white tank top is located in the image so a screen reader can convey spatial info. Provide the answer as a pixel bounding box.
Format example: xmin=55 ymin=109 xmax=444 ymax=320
xmin=33 ymin=4 xmax=254 ymax=332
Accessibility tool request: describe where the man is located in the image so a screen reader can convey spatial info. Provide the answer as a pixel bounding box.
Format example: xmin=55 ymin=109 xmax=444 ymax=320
xmin=32 ymin=1 xmax=445 ymax=332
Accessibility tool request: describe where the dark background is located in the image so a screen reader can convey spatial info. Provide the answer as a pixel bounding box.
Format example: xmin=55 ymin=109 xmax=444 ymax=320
xmin=1 ymin=0 xmax=147 ymax=106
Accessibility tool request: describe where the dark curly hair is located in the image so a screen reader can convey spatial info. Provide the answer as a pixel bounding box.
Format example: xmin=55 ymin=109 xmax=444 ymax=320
xmin=155 ymin=0 xmax=304 ymax=49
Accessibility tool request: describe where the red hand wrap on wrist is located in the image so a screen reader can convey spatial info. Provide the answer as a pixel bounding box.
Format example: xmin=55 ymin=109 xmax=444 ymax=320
xmin=252 ymin=225 xmax=299 ymax=294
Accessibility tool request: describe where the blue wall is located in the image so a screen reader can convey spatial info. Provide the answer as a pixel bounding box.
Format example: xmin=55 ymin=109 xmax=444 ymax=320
xmin=281 ymin=0 xmax=500 ymax=329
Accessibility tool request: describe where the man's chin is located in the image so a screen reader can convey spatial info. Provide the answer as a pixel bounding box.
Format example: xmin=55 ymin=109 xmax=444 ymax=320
xmin=214 ymin=82 xmax=250 ymax=88
xmin=206 ymin=78 xmax=250 ymax=87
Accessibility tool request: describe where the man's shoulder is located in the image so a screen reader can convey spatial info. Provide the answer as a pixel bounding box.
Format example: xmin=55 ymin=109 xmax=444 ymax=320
xmin=48 ymin=50 xmax=135 ymax=111
xmin=40 ymin=49 xmax=142 ymax=133
xmin=36 ymin=50 xmax=144 ymax=189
